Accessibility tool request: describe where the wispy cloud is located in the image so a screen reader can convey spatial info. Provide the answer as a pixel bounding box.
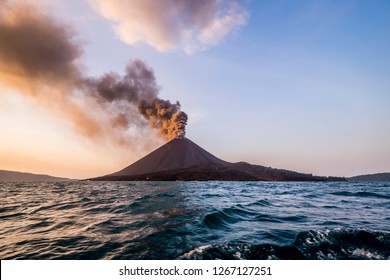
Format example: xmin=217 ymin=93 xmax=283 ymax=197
xmin=88 ymin=0 xmax=249 ymax=53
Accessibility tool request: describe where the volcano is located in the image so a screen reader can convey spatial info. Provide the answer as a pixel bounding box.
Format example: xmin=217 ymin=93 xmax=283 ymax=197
xmin=93 ymin=138 xmax=343 ymax=181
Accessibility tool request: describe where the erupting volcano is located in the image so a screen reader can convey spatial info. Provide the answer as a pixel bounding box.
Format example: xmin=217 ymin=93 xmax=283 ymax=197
xmin=93 ymin=137 xmax=344 ymax=181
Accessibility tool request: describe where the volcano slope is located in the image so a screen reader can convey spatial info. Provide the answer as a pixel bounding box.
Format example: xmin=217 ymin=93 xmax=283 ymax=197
xmin=92 ymin=138 xmax=344 ymax=181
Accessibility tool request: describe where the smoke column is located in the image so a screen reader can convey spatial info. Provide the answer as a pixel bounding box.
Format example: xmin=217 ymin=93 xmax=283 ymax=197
xmin=84 ymin=60 xmax=188 ymax=140
xmin=0 ymin=2 xmax=187 ymax=143
xmin=138 ymin=99 xmax=188 ymax=139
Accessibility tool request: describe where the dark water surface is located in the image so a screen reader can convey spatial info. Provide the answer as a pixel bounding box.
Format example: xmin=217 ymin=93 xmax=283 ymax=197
xmin=0 ymin=181 xmax=389 ymax=259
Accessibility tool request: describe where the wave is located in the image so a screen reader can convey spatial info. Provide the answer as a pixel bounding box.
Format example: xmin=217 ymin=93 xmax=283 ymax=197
xmin=203 ymin=206 xmax=274 ymax=229
xmin=180 ymin=229 xmax=390 ymax=260
xmin=330 ymin=191 xmax=390 ymax=199
xmin=247 ymin=199 xmax=275 ymax=207
xmin=1 ymin=181 xmax=389 ymax=260
xmin=203 ymin=205 xmax=308 ymax=230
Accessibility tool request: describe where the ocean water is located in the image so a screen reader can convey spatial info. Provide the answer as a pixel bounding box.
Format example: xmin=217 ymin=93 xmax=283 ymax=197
xmin=0 ymin=181 xmax=389 ymax=260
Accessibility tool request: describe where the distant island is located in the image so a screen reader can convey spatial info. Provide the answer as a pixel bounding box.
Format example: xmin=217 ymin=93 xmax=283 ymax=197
xmin=0 ymin=170 xmax=72 ymax=182
xmin=4 ymin=142 xmax=388 ymax=183
xmin=348 ymin=173 xmax=390 ymax=182
xmin=92 ymin=138 xmax=345 ymax=182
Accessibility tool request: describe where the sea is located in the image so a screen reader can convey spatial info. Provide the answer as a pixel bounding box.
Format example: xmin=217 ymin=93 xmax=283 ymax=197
xmin=0 ymin=181 xmax=389 ymax=260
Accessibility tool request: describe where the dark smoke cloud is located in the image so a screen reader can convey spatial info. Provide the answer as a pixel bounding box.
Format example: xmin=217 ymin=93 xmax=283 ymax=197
xmin=84 ymin=60 xmax=188 ymax=140
xmin=84 ymin=60 xmax=158 ymax=104
xmin=0 ymin=2 xmax=187 ymax=143
xmin=138 ymin=99 xmax=188 ymax=140
xmin=0 ymin=2 xmax=82 ymax=84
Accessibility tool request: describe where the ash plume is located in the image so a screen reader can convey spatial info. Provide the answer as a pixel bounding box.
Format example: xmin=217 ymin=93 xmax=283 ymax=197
xmin=138 ymin=99 xmax=188 ymax=140
xmin=0 ymin=2 xmax=187 ymax=143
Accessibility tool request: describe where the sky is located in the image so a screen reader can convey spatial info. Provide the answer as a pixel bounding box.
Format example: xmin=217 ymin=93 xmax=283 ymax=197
xmin=0 ymin=0 xmax=389 ymax=179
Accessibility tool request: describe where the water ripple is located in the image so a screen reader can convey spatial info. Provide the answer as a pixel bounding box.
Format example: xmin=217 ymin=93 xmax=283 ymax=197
xmin=0 ymin=181 xmax=388 ymax=259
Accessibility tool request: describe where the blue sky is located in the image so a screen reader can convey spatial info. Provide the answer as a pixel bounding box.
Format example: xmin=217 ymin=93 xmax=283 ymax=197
xmin=0 ymin=0 xmax=389 ymax=178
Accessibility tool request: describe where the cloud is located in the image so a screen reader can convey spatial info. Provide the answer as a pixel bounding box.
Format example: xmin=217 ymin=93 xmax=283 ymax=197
xmin=88 ymin=0 xmax=249 ymax=53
